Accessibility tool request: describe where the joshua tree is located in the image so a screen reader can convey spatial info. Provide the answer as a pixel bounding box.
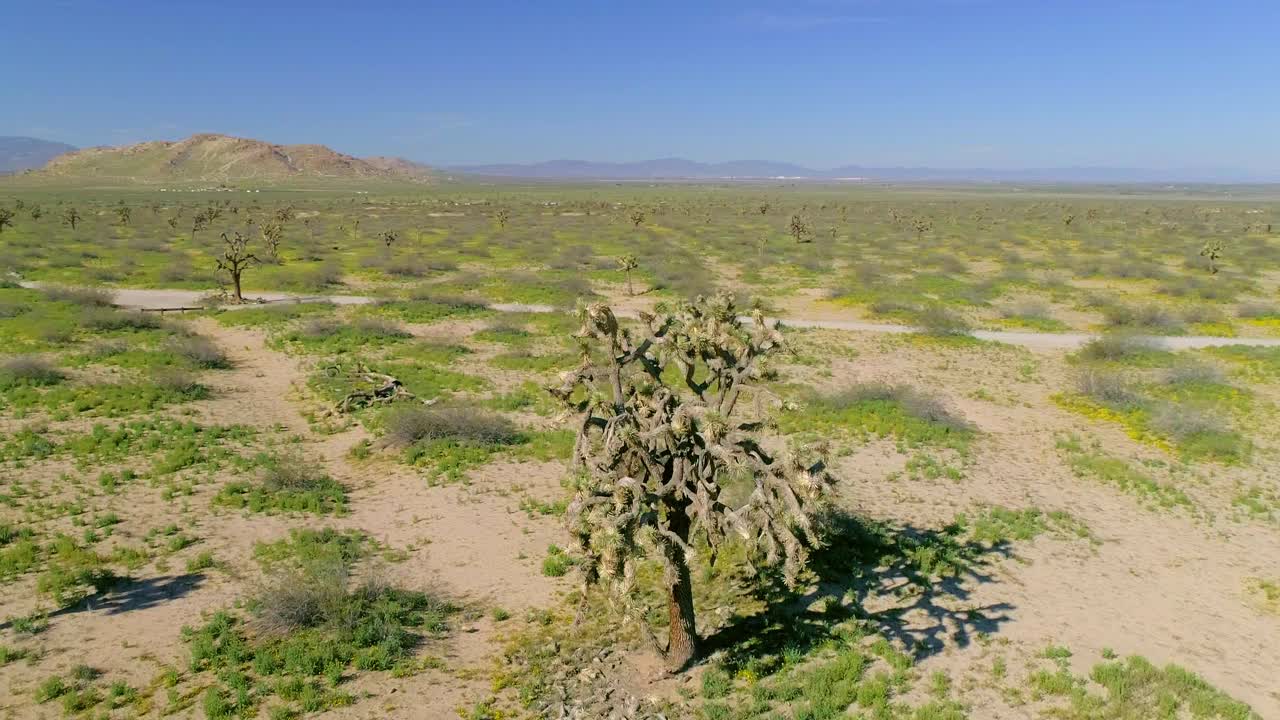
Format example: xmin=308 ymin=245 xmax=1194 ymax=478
xmin=550 ymin=294 xmax=835 ymax=672
xmin=1200 ymin=240 xmax=1223 ymax=275
xmin=494 ymin=208 xmax=511 ymax=230
xmin=274 ymin=205 xmax=296 ymax=223
xmin=166 ymin=216 xmax=179 ymax=231
xmin=789 ymin=213 xmax=812 ymax=244
xmin=262 ymin=222 xmax=285 ymax=260
xmin=215 ymin=231 xmax=259 ymax=302
xmin=62 ymin=207 xmax=81 ymax=231
xmin=191 ymin=211 xmax=211 ymax=243
xmin=29 ymin=204 xmax=43 ymax=221
xmin=380 ymin=230 xmax=398 ymax=248
xmin=616 ymin=254 xmax=639 ymax=295
xmin=629 ymin=209 xmax=646 ymax=228
xmin=114 ymin=204 xmax=131 ymax=227
xmin=911 ymin=216 xmax=933 ymax=239
xmin=758 ymin=202 xmax=770 ymax=215
xmin=0 ymin=208 xmax=14 ymax=234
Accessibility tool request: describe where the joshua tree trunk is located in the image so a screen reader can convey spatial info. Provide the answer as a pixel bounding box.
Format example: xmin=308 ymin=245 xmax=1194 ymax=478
xmin=231 ymin=271 xmax=243 ymax=302
xmin=626 ymin=271 xmax=634 ymax=296
xmin=663 ymin=504 xmax=699 ymax=672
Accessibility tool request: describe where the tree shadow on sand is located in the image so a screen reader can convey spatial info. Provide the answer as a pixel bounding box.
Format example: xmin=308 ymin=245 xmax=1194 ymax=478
xmin=702 ymin=511 xmax=1016 ymax=672
xmin=0 ymin=573 xmax=208 ymax=631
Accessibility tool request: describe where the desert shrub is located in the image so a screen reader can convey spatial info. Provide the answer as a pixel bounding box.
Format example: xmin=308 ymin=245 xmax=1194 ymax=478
xmin=1076 ymin=332 xmax=1161 ymax=363
xmin=42 ymin=286 xmax=115 ymax=307
xmin=998 ymin=298 xmax=1051 ymax=320
xmin=1237 ymin=302 xmax=1280 ymax=319
xmin=78 ymin=307 xmax=163 ymax=332
xmin=0 ymin=356 xmax=64 ymax=388
xmin=214 ymin=451 xmax=346 ymax=514
xmin=914 ymin=305 xmax=971 ymax=336
xmin=1073 ymin=367 xmax=1138 ymax=407
xmin=1180 ymin=303 xmax=1227 ymax=325
xmin=153 ymin=369 xmax=206 ymax=395
xmin=382 ymin=406 xmax=519 ymax=448
xmin=1146 ymin=404 xmax=1250 ymax=463
xmin=183 ymin=559 xmax=454 ymax=718
xmin=166 ymin=335 xmax=231 ymax=369
xmin=1102 ymin=303 xmax=1183 ymax=332
xmin=473 ymin=319 xmax=532 ymax=345
xmin=261 ymin=452 xmax=334 ymax=494
xmin=1163 ymin=360 xmax=1225 ymax=386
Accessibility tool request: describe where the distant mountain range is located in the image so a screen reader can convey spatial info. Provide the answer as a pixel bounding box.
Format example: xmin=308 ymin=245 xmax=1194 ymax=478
xmin=8 ymin=134 xmax=432 ymax=185
xmin=0 ymin=136 xmax=78 ymax=173
xmin=452 ymin=158 xmax=1278 ymax=184
xmin=4 ymin=133 xmax=1274 ymax=185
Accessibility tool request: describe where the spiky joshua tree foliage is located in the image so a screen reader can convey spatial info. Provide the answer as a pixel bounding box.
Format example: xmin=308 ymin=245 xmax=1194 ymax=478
xmin=550 ymin=293 xmax=835 ymax=672
xmin=215 ymin=231 xmax=259 ymax=302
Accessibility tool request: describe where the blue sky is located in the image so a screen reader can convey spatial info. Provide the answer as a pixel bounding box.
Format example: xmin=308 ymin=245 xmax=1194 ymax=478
xmin=3 ymin=0 xmax=1278 ymax=170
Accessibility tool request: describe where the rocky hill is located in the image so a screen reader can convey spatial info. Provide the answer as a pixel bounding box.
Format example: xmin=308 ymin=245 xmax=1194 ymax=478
xmin=25 ymin=133 xmax=429 ymax=185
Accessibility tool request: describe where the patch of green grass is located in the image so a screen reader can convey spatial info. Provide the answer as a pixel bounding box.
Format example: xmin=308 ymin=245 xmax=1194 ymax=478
xmin=1056 ymin=435 xmax=1196 ymax=513
xmin=1037 ymin=654 xmax=1259 ymax=719
xmin=211 ymin=302 xmax=337 ymax=327
xmin=214 ymin=450 xmax=345 ymax=515
xmin=490 ymin=349 xmax=580 ymax=373
xmin=540 ymin=545 xmax=575 ymax=577
xmin=485 ymin=380 xmax=558 ymax=415
xmin=0 ymin=375 xmax=210 ymax=419
xmin=254 ymin=528 xmax=369 ymax=571
xmin=778 ymin=384 xmax=974 ymax=453
xmin=0 ymin=644 xmax=30 ymax=666
xmin=1205 ymin=345 xmax=1280 ymax=382
xmin=957 ymin=506 xmax=1094 ymax=545
xmin=181 ymin=559 xmax=456 ymax=719
xmin=1245 ymin=577 xmax=1279 ymax=615
xmin=272 ymin=316 xmax=411 ymax=356
xmin=36 ymin=534 xmax=121 ymax=606
xmin=364 ymin=296 xmax=492 ymax=324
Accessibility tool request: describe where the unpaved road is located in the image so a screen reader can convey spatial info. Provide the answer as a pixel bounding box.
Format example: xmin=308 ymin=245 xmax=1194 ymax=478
xmin=20 ymin=282 xmax=1280 ymax=352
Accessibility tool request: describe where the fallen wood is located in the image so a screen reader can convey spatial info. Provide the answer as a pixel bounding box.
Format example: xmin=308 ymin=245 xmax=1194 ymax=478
xmin=322 ymin=363 xmax=417 ymax=414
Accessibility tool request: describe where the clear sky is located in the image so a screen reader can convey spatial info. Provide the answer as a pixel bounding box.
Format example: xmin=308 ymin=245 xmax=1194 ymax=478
xmin=3 ymin=0 xmax=1278 ymax=171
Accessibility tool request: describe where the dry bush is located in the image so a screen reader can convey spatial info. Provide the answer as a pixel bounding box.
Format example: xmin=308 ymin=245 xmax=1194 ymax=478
xmin=914 ymin=305 xmax=972 ymax=336
xmin=42 ymin=285 xmax=115 ymax=307
xmin=166 ymin=335 xmax=231 ymax=369
xmin=79 ymin=307 xmax=162 ymax=331
xmin=252 ymin=559 xmax=350 ymax=636
xmin=261 ymin=451 xmax=336 ymax=493
xmin=999 ymin=298 xmax=1052 ymax=319
xmin=832 ymin=383 xmax=971 ymax=432
xmin=381 ymin=405 xmax=520 ymax=448
xmin=1077 ymin=332 xmax=1159 ymax=362
xmin=1102 ymin=303 xmax=1183 ymax=331
xmin=1179 ymin=303 xmax=1226 ymax=325
xmin=0 ymin=355 xmax=64 ymax=387
xmin=1164 ymin=360 xmax=1224 ymax=386
xmin=1148 ymin=403 xmax=1224 ymax=440
xmin=1074 ymin=366 xmax=1138 ymax=407
xmin=1237 ymin=302 xmax=1280 ymax=319
xmin=153 ymin=369 xmax=203 ymax=394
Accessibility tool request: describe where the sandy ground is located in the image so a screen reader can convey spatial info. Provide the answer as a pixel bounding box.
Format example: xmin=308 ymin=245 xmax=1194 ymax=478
xmin=2 ymin=289 xmax=1279 ymax=718
xmin=0 ymin=317 xmax=571 ymax=719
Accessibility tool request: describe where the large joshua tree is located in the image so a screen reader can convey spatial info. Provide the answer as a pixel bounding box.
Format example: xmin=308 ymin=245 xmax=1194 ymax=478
xmin=215 ymin=231 xmax=259 ymax=302
xmin=550 ymin=294 xmax=834 ymax=672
